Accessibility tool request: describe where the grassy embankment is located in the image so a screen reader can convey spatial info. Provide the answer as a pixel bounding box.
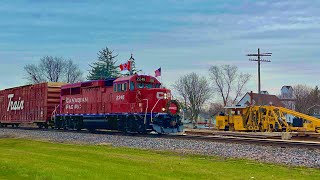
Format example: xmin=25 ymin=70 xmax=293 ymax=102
xmin=0 ymin=138 xmax=319 ymax=180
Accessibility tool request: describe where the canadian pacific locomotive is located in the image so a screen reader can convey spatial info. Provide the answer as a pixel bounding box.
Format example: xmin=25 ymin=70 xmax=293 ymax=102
xmin=0 ymin=74 xmax=183 ymax=134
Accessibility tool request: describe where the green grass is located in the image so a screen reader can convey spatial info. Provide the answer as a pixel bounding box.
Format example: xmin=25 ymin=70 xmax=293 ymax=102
xmin=0 ymin=138 xmax=319 ymax=180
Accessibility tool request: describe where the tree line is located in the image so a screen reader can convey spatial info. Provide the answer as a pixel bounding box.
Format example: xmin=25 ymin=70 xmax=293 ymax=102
xmin=291 ymin=85 xmax=320 ymax=115
xmin=24 ymin=47 xmax=139 ymax=84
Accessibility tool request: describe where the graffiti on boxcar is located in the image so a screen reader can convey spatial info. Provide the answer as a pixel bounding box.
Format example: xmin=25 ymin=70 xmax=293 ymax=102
xmin=7 ymin=94 xmax=24 ymax=111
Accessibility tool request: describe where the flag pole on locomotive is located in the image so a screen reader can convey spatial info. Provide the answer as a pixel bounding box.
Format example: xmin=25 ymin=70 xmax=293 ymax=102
xmin=128 ymin=53 xmax=134 ymax=75
xmin=154 ymin=67 xmax=161 ymax=86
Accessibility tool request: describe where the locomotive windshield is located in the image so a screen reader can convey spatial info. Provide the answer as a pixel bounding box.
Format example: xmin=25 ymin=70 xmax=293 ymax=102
xmin=114 ymin=75 xmax=162 ymax=91
xmin=136 ymin=83 xmax=160 ymax=89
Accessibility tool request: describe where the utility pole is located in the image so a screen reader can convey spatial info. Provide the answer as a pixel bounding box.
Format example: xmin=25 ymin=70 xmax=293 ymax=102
xmin=247 ymin=48 xmax=272 ymax=105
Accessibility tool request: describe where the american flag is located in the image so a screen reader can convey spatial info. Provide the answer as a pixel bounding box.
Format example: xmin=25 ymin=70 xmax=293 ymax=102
xmin=155 ymin=67 xmax=161 ymax=77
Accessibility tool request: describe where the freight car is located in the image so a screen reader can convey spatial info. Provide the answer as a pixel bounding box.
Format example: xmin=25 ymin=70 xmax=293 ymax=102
xmin=54 ymin=74 xmax=183 ymax=133
xmin=0 ymin=82 xmax=64 ymax=128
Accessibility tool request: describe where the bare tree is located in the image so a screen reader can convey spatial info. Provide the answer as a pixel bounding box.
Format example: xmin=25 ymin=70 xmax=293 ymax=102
xmin=173 ymin=72 xmax=211 ymax=121
xmin=24 ymin=56 xmax=83 ymax=83
xmin=208 ymin=65 xmax=250 ymax=106
xmin=293 ymin=84 xmax=313 ymax=114
xmin=40 ymin=56 xmax=65 ymax=82
xmin=24 ymin=64 xmax=45 ymax=83
xmin=65 ymin=59 xmax=83 ymax=83
xmin=207 ymin=103 xmax=225 ymax=116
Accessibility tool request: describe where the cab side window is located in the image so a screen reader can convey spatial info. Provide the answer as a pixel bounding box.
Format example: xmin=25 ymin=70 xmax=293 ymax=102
xmin=130 ymin=82 xmax=135 ymax=91
xmin=114 ymin=83 xmax=128 ymax=92
xmin=114 ymin=84 xmax=117 ymax=92
xmin=121 ymin=83 xmax=127 ymax=91
xmin=124 ymin=83 xmax=127 ymax=91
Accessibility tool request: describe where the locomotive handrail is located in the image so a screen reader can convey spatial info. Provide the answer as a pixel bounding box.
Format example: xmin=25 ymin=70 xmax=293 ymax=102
xmin=51 ymin=105 xmax=60 ymax=122
xmin=142 ymin=99 xmax=148 ymax=124
xmin=150 ymin=98 xmax=161 ymax=123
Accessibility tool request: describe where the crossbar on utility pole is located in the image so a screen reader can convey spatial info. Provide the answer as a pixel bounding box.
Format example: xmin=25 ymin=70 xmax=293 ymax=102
xmin=247 ymin=48 xmax=272 ymax=105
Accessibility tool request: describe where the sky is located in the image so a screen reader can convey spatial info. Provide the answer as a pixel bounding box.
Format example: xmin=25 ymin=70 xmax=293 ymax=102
xmin=1 ymin=0 xmax=320 ymax=97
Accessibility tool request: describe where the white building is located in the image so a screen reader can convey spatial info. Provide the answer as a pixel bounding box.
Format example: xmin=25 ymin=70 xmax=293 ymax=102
xmin=279 ymin=86 xmax=295 ymax=123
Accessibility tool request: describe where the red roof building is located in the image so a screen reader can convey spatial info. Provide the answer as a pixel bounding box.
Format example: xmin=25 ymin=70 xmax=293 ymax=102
xmin=237 ymin=92 xmax=285 ymax=107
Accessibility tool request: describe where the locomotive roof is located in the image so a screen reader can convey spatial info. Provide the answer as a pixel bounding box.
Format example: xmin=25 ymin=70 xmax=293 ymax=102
xmin=114 ymin=75 xmax=160 ymax=83
xmin=114 ymin=75 xmax=135 ymax=82
xmin=61 ymin=78 xmax=116 ymax=89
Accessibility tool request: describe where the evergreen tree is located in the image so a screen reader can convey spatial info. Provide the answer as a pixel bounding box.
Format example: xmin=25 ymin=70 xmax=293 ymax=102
xmin=87 ymin=47 xmax=120 ymax=80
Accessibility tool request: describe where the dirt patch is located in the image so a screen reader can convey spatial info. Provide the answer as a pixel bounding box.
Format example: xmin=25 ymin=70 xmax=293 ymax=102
xmin=0 ymin=134 xmax=17 ymax=138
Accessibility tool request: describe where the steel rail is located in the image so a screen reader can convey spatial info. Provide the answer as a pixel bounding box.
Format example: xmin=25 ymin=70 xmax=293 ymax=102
xmin=1 ymin=127 xmax=319 ymax=149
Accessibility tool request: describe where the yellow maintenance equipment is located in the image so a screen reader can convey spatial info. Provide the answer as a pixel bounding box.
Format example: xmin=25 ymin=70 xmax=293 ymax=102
xmin=216 ymin=106 xmax=320 ymax=133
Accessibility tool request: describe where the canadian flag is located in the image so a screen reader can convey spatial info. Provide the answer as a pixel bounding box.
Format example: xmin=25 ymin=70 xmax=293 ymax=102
xmin=119 ymin=61 xmax=131 ymax=71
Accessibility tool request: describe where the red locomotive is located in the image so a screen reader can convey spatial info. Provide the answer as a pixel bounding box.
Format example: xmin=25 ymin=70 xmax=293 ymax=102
xmin=0 ymin=74 xmax=183 ymax=134
xmin=56 ymin=74 xmax=183 ymax=133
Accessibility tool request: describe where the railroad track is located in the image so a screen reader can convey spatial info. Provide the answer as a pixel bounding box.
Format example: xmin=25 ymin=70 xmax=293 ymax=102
xmin=2 ymin=126 xmax=320 ymax=149
xmin=162 ymin=134 xmax=320 ymax=149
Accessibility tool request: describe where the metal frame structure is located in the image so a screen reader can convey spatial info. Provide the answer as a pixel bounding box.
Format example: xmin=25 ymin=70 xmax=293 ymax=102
xmin=216 ymin=106 xmax=320 ymax=133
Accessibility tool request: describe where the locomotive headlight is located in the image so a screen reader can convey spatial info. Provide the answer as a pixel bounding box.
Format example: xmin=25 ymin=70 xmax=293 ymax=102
xmin=162 ymin=108 xmax=166 ymax=112
xmin=164 ymin=93 xmax=167 ymax=99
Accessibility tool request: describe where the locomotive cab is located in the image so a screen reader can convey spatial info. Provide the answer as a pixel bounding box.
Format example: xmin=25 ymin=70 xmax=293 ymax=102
xmin=113 ymin=74 xmax=183 ymax=133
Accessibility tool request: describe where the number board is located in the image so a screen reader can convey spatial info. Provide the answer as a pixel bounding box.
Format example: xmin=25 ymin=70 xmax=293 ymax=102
xmin=136 ymin=77 xmax=146 ymax=82
xmin=136 ymin=76 xmax=155 ymax=83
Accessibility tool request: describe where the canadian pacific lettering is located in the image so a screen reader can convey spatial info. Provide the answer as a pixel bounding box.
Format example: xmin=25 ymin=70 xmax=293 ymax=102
xmin=65 ymin=97 xmax=88 ymax=110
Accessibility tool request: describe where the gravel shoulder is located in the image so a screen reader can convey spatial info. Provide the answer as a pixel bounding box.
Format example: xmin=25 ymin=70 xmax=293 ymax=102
xmin=1 ymin=128 xmax=319 ymax=168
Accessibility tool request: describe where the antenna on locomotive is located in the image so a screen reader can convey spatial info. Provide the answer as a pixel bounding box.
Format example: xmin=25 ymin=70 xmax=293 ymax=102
xmin=129 ymin=53 xmax=134 ymax=76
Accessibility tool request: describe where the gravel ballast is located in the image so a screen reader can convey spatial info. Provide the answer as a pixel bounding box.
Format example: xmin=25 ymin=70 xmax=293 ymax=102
xmin=1 ymin=128 xmax=319 ymax=168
